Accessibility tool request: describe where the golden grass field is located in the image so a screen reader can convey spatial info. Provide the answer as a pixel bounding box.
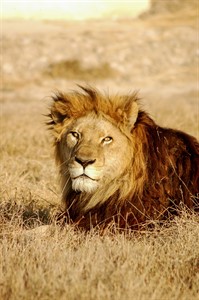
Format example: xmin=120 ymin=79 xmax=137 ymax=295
xmin=1 ymin=7 xmax=199 ymax=300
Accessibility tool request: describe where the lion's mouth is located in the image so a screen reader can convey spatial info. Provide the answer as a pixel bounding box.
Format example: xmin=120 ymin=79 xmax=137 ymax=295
xmin=71 ymin=173 xmax=99 ymax=193
xmin=73 ymin=174 xmax=98 ymax=181
xmin=69 ymin=166 xmax=101 ymax=183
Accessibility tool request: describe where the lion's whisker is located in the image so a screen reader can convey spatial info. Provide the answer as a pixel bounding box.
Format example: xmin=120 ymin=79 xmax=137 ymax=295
xmin=57 ymin=158 xmax=70 ymax=169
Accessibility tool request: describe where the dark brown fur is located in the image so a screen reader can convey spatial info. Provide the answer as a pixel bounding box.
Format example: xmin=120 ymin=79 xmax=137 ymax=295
xmin=49 ymin=87 xmax=199 ymax=231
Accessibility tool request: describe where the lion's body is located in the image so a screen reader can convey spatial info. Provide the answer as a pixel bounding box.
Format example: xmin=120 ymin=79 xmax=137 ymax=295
xmin=48 ymin=86 xmax=199 ymax=230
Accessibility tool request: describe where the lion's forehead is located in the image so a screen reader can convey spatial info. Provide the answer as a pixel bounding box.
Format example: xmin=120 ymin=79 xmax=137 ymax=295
xmin=71 ymin=113 xmax=122 ymax=138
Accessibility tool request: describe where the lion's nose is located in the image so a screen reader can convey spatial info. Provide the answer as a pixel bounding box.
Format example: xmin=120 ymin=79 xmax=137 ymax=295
xmin=75 ymin=156 xmax=96 ymax=168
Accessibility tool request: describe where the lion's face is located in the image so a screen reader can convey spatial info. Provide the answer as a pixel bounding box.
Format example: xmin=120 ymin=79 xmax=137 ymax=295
xmin=60 ymin=113 xmax=132 ymax=193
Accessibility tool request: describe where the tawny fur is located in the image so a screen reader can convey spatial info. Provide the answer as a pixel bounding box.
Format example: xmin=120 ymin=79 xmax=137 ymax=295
xmin=48 ymin=86 xmax=199 ymax=231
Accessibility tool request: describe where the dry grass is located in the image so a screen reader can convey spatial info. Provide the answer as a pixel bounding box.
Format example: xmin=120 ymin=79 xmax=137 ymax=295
xmin=0 ymin=204 xmax=199 ymax=300
xmin=1 ymin=9 xmax=199 ymax=299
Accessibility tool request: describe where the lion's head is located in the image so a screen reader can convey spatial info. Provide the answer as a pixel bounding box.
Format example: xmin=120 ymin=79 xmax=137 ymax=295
xmin=48 ymin=86 xmax=146 ymax=212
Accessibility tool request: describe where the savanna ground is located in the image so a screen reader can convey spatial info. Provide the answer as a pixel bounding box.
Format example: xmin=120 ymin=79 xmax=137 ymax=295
xmin=1 ymin=7 xmax=199 ymax=300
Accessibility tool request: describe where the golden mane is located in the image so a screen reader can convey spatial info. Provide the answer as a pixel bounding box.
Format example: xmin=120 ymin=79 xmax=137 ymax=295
xmin=49 ymin=86 xmax=139 ymax=137
xmin=48 ymin=86 xmax=199 ymax=231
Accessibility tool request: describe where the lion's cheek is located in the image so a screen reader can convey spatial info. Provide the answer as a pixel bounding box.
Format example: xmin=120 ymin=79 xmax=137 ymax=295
xmin=103 ymin=148 xmax=131 ymax=179
xmin=84 ymin=167 xmax=102 ymax=181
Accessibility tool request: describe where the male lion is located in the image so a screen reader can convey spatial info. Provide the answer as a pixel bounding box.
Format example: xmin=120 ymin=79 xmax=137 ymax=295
xmin=48 ymin=86 xmax=199 ymax=231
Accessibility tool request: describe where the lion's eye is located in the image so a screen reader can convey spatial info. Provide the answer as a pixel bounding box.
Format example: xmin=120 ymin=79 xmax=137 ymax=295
xmin=102 ymin=136 xmax=113 ymax=144
xmin=70 ymin=131 xmax=80 ymax=139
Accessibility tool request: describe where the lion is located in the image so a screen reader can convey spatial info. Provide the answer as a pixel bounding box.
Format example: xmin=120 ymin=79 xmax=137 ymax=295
xmin=48 ymin=86 xmax=199 ymax=231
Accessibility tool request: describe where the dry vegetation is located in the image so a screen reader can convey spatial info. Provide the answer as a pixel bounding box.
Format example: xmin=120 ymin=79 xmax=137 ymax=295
xmin=44 ymin=59 xmax=115 ymax=80
xmin=0 ymin=206 xmax=199 ymax=300
xmin=1 ymin=3 xmax=199 ymax=300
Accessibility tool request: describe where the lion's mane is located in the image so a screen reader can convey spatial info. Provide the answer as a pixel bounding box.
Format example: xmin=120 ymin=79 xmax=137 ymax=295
xmin=48 ymin=86 xmax=199 ymax=231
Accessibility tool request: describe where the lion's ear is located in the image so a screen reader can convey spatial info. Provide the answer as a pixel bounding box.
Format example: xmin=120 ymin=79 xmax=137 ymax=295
xmin=49 ymin=93 xmax=69 ymax=125
xmin=117 ymin=98 xmax=139 ymax=130
xmin=127 ymin=100 xmax=139 ymax=127
xmin=50 ymin=102 xmax=68 ymax=124
xmin=120 ymin=95 xmax=139 ymax=129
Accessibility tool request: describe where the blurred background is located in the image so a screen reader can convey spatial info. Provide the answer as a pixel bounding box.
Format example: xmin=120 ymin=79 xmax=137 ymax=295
xmin=3 ymin=0 xmax=149 ymax=20
xmin=1 ymin=0 xmax=198 ymax=133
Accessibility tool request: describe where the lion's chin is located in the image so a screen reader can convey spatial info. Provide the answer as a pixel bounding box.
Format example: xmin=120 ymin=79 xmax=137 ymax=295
xmin=71 ymin=176 xmax=99 ymax=193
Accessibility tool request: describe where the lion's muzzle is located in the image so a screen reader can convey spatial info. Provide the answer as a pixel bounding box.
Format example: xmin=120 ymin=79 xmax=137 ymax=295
xmin=69 ymin=156 xmax=102 ymax=193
